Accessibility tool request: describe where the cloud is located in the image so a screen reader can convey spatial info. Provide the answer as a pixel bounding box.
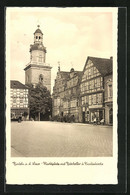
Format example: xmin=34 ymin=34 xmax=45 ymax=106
xmin=7 ymin=8 xmax=115 ymax=92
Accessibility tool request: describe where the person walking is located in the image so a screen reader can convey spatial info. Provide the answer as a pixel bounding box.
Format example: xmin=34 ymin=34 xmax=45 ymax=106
xmin=93 ymin=117 xmax=97 ymax=125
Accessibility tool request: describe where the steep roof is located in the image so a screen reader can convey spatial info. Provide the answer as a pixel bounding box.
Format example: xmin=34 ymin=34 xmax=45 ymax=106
xmin=60 ymin=71 xmax=70 ymax=80
xmin=30 ymin=44 xmax=46 ymax=52
xmin=88 ymin=56 xmax=112 ymax=76
xmin=34 ymin=28 xmax=43 ymax=35
xmin=10 ymin=80 xmax=28 ymax=89
xmin=60 ymin=70 xmax=82 ymax=80
xmin=75 ymin=71 xmax=82 ymax=78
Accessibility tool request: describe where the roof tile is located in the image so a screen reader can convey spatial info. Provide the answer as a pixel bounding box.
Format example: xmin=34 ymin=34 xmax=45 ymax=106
xmin=10 ymin=80 xmax=28 ymax=89
xmin=88 ymin=56 xmax=112 ymax=76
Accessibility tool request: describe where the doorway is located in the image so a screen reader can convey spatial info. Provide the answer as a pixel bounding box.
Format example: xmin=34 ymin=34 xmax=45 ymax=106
xmin=99 ymin=110 xmax=103 ymax=121
xmin=109 ymin=108 xmax=113 ymax=124
xmin=82 ymin=112 xmax=85 ymax=123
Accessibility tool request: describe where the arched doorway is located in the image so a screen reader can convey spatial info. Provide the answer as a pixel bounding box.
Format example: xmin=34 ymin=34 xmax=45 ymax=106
xmin=109 ymin=108 xmax=113 ymax=124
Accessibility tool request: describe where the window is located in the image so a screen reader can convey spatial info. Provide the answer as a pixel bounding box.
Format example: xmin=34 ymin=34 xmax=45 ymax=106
xmin=86 ymin=82 xmax=88 ymax=91
xmin=57 ymin=98 xmax=60 ymax=106
xmin=39 ymin=74 xmax=43 ymax=82
xmin=89 ymin=81 xmax=91 ymax=90
xmin=13 ymin=93 xmax=16 ymax=98
xmin=70 ymin=100 xmax=76 ymax=108
xmin=97 ymin=93 xmax=102 ymax=104
xmin=39 ymin=55 xmax=42 ymax=62
xmin=73 ymin=88 xmax=76 ymax=94
xmin=94 ymin=79 xmax=97 ymax=88
xmin=96 ymin=94 xmax=98 ymax=104
xmin=93 ymin=67 xmax=96 ymax=74
xmin=20 ymin=92 xmax=23 ymax=96
xmin=82 ymin=96 xmax=85 ymax=105
xmin=86 ymin=70 xmax=88 ymax=79
xmin=81 ymin=83 xmax=84 ymax=93
xmin=13 ymin=99 xmax=16 ymax=103
xmin=85 ymin=96 xmax=88 ymax=104
xmin=93 ymin=94 xmax=96 ymax=105
xmin=89 ymin=95 xmax=92 ymax=105
xmin=97 ymin=78 xmax=100 ymax=87
xmin=91 ymin=80 xmax=94 ymax=89
xmin=63 ymin=101 xmax=69 ymax=109
xmin=88 ymin=69 xmax=91 ymax=76
xmin=17 ymin=98 xmax=20 ymax=102
xmin=68 ymin=90 xmax=71 ymax=95
xmin=108 ymin=85 xmax=112 ymax=97
xmin=91 ymin=68 xmax=93 ymax=76
xmin=27 ymin=75 xmax=29 ymax=82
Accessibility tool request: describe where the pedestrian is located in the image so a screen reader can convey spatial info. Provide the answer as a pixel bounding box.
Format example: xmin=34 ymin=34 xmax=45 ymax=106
xmin=18 ymin=117 xmax=21 ymax=123
xmin=100 ymin=118 xmax=104 ymax=125
xmin=93 ymin=117 xmax=97 ymax=125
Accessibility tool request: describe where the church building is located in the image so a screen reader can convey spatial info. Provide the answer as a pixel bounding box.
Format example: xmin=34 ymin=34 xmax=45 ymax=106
xmin=24 ymin=25 xmax=52 ymax=92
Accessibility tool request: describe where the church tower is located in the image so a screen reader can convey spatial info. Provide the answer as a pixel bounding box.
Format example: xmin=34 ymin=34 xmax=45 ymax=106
xmin=24 ymin=25 xmax=52 ymax=92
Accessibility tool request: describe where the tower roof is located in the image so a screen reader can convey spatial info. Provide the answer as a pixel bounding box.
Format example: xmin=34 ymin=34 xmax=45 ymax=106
xmin=30 ymin=43 xmax=46 ymax=52
xmin=34 ymin=25 xmax=43 ymax=35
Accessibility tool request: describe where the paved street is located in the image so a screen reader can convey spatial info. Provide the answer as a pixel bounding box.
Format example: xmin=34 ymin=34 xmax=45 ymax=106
xmin=11 ymin=121 xmax=113 ymax=157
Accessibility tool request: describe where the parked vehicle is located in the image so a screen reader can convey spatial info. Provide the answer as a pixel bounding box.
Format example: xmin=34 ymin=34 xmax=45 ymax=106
xmin=100 ymin=119 xmax=105 ymax=125
xmin=11 ymin=113 xmax=23 ymax=122
xmin=18 ymin=116 xmax=22 ymax=123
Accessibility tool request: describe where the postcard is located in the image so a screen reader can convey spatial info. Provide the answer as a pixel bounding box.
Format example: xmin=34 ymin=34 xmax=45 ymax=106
xmin=6 ymin=7 xmax=118 ymax=185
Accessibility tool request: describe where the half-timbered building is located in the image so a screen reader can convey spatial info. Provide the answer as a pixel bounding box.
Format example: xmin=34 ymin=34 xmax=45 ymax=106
xmin=10 ymin=80 xmax=29 ymax=120
xmin=79 ymin=56 xmax=112 ymax=123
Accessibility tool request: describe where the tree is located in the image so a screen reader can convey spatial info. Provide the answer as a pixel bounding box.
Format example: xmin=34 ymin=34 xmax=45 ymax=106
xmin=28 ymin=83 xmax=52 ymax=121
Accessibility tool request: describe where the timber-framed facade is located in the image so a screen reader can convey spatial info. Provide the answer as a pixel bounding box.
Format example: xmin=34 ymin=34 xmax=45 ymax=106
xmin=52 ymin=56 xmax=113 ymax=125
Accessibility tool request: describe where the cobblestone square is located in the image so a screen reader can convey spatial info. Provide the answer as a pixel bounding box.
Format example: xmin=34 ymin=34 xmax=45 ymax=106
xmin=11 ymin=121 xmax=113 ymax=157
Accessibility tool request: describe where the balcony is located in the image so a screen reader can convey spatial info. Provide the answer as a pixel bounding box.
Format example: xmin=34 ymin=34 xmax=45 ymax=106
xmin=104 ymin=96 xmax=113 ymax=103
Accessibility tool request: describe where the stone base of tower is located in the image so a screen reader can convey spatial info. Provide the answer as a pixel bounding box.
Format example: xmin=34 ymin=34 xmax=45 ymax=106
xmin=24 ymin=64 xmax=52 ymax=93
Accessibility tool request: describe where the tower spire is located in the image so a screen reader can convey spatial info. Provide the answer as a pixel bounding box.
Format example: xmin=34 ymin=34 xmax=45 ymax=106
xmin=34 ymin=25 xmax=43 ymax=44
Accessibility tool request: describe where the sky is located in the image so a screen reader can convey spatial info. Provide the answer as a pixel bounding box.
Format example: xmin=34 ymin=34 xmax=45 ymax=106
xmin=6 ymin=7 xmax=117 ymax=93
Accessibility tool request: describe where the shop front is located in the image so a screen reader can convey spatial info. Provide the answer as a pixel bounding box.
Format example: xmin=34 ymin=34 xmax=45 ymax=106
xmin=81 ymin=105 xmax=89 ymax=123
xmin=11 ymin=108 xmax=29 ymax=120
xmin=89 ymin=105 xmax=104 ymax=123
xmin=105 ymin=103 xmax=113 ymax=125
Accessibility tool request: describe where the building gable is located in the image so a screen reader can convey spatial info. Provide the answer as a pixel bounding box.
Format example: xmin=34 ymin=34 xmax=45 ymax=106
xmin=89 ymin=56 xmax=112 ymax=76
xmin=81 ymin=59 xmax=101 ymax=82
xmin=81 ymin=56 xmax=112 ymax=83
xmin=11 ymin=80 xmax=28 ymax=89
